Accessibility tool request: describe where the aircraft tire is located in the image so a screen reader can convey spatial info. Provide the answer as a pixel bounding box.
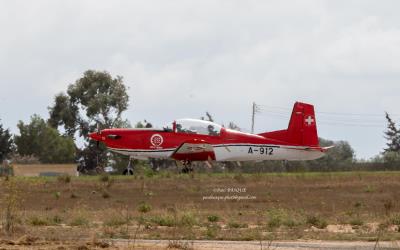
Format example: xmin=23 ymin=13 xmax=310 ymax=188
xmin=123 ymin=168 xmax=134 ymax=175
xmin=181 ymin=166 xmax=193 ymax=174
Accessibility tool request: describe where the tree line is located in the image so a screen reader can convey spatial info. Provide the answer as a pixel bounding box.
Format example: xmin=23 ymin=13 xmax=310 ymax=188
xmin=0 ymin=69 xmax=398 ymax=172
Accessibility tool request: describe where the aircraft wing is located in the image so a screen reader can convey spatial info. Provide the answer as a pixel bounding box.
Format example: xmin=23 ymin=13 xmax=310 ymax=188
xmin=171 ymin=140 xmax=216 ymax=161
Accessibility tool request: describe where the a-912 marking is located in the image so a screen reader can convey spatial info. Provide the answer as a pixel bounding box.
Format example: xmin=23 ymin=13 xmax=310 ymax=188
xmin=248 ymin=146 xmax=274 ymax=155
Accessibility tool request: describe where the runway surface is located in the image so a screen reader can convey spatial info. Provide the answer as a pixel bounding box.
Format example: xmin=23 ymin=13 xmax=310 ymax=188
xmin=111 ymin=239 xmax=400 ymax=249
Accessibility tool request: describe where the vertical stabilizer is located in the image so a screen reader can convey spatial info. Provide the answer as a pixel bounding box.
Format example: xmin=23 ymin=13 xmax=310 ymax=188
xmin=259 ymin=102 xmax=319 ymax=147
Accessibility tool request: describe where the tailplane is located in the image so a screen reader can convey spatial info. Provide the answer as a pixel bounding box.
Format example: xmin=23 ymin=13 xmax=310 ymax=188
xmin=259 ymin=102 xmax=319 ymax=147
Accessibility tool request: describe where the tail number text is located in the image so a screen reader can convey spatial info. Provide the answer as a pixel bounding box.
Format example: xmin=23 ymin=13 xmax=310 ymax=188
xmin=248 ymin=147 xmax=274 ymax=155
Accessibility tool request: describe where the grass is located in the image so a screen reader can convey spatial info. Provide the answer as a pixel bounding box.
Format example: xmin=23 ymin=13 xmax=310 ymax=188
xmin=266 ymin=208 xmax=300 ymax=229
xmin=145 ymin=212 xmax=199 ymax=228
xmin=364 ymin=185 xmax=376 ymax=193
xmin=104 ymin=215 xmax=129 ymax=227
xmin=2 ymin=177 xmax=22 ymax=235
xmin=349 ymin=218 xmax=364 ymax=226
xmin=28 ymin=216 xmax=51 ymax=226
xmin=149 ymin=215 xmax=176 ymax=227
xmin=69 ymin=216 xmax=89 ymax=227
xmin=99 ymin=174 xmax=111 ymax=183
xmin=10 ymin=170 xmax=400 ymax=183
xmin=306 ymin=215 xmax=328 ymax=229
xmin=2 ymin=171 xmax=400 ymax=242
xmin=227 ymin=221 xmax=248 ymax=229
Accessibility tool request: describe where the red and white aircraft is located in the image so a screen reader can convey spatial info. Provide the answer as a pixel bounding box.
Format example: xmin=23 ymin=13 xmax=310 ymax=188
xmin=90 ymin=102 xmax=329 ymax=173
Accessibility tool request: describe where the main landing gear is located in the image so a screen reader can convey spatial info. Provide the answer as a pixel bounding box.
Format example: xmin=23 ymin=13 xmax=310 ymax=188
xmin=123 ymin=157 xmax=134 ymax=175
xmin=181 ymin=160 xmax=194 ymax=173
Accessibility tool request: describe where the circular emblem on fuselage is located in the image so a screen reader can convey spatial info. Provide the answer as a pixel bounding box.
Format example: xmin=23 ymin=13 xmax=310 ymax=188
xmin=150 ymin=134 xmax=163 ymax=147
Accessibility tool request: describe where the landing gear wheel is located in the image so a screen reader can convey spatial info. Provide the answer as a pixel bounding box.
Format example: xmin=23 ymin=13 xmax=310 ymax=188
xmin=123 ymin=168 xmax=134 ymax=175
xmin=123 ymin=157 xmax=135 ymax=175
xmin=181 ymin=160 xmax=193 ymax=174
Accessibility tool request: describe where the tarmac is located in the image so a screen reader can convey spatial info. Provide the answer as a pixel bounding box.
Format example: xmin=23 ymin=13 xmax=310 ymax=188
xmin=111 ymin=239 xmax=400 ymax=250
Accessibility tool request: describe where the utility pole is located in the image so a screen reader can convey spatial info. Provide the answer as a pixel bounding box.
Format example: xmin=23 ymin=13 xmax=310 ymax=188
xmin=251 ymin=102 xmax=260 ymax=134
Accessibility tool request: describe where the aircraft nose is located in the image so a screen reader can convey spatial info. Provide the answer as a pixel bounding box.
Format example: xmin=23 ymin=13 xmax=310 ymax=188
xmin=89 ymin=132 xmax=102 ymax=141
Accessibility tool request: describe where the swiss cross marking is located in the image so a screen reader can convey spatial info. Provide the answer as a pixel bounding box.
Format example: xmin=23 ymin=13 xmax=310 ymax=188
xmin=305 ymin=116 xmax=314 ymax=126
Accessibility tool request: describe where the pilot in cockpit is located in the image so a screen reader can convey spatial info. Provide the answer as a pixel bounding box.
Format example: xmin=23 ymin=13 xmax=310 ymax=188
xmin=207 ymin=124 xmax=218 ymax=136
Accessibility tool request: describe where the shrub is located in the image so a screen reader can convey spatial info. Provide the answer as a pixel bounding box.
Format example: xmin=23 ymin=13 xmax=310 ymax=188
xmin=102 ymin=190 xmax=111 ymax=199
xmin=306 ymin=215 xmax=327 ymax=229
xmin=99 ymin=174 xmax=110 ymax=183
xmin=180 ymin=212 xmax=198 ymax=227
xmin=29 ymin=216 xmax=50 ymax=226
xmin=349 ymin=218 xmax=363 ymax=226
xmin=144 ymin=168 xmax=155 ymax=178
xmin=104 ymin=216 xmax=128 ymax=227
xmin=390 ymin=214 xmax=400 ymax=225
xmin=205 ymin=226 xmax=218 ymax=239
xmin=283 ymin=217 xmax=298 ymax=228
xmin=54 ymin=191 xmax=61 ymax=200
xmin=137 ymin=202 xmax=152 ymax=213
xmin=267 ymin=208 xmax=298 ymax=229
xmin=57 ymin=175 xmax=71 ymax=184
xmin=69 ymin=216 xmax=89 ymax=226
xmin=149 ymin=215 xmax=175 ymax=227
xmin=52 ymin=215 xmax=63 ymax=224
xmin=207 ymin=215 xmax=219 ymax=223
xmin=228 ymin=221 xmax=247 ymax=229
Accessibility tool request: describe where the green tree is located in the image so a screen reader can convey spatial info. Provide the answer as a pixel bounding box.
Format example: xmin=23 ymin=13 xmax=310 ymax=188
xmin=283 ymin=138 xmax=355 ymax=172
xmin=383 ymin=112 xmax=400 ymax=153
xmin=14 ymin=115 xmax=75 ymax=163
xmin=48 ymin=70 xmax=129 ymax=138
xmin=313 ymin=138 xmax=354 ymax=169
xmin=48 ymin=70 xmax=130 ymax=169
xmin=135 ymin=120 xmax=152 ymax=128
xmin=0 ymin=121 xmax=13 ymax=162
xmin=320 ymin=138 xmax=354 ymax=161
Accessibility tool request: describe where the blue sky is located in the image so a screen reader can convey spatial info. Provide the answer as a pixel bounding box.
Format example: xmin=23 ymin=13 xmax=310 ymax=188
xmin=1 ymin=0 xmax=400 ymax=159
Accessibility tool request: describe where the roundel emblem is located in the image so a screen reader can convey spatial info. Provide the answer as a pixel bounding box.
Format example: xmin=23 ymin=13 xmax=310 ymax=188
xmin=150 ymin=134 xmax=163 ymax=147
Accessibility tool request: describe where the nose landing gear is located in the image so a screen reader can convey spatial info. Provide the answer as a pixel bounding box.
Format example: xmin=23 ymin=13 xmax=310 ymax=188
xmin=123 ymin=157 xmax=134 ymax=175
xmin=181 ymin=160 xmax=193 ymax=173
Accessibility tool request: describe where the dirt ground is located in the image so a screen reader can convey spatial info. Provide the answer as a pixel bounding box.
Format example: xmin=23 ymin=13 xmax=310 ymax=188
xmin=1 ymin=171 xmax=400 ymax=248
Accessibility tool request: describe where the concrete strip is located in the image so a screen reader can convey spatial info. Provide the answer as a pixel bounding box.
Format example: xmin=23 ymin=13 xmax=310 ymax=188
xmin=110 ymin=239 xmax=400 ymax=250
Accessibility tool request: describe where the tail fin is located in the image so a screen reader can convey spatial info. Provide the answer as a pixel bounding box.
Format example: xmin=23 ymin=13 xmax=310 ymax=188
xmin=259 ymin=102 xmax=319 ymax=147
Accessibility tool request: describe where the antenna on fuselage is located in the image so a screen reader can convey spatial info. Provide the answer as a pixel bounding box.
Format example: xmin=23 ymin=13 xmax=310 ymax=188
xmin=251 ymin=102 xmax=260 ymax=134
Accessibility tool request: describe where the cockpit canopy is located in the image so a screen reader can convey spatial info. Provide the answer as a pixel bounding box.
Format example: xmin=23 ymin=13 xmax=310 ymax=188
xmin=164 ymin=119 xmax=222 ymax=136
